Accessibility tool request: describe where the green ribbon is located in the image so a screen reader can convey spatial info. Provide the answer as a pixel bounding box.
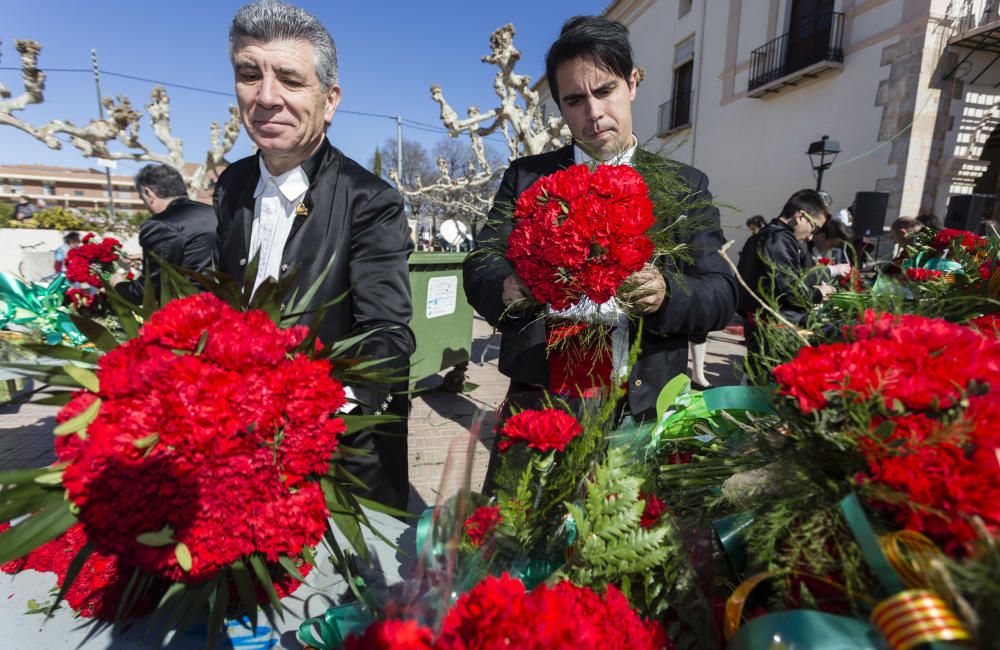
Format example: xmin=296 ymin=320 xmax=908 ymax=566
xmin=297 ymin=603 xmax=373 ymax=650
xmin=609 ymin=377 xmax=774 ymax=453
xmin=728 ymin=494 xmax=966 ymax=649
xmin=714 ymin=511 xmax=755 ymax=576
xmin=0 ymin=272 xmax=86 ymax=345
xmin=729 ymin=610 xmax=887 ymax=650
xmin=838 ymin=492 xmax=904 ymax=597
xmin=415 ymin=506 xmax=441 ymax=560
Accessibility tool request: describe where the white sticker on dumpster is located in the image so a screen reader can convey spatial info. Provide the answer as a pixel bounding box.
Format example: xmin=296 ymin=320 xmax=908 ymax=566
xmin=426 ymin=275 xmax=458 ymax=318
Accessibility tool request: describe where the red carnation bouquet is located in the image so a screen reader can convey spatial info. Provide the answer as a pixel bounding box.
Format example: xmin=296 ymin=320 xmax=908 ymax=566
xmin=773 ymin=310 xmax=1000 ymax=553
xmin=506 ymin=164 xmax=655 ymax=311
xmin=343 ymin=573 xmax=668 ymax=650
xmin=505 ymin=164 xmax=659 ymax=397
xmin=63 ymin=232 xmax=126 ymax=314
xmin=0 ymin=267 xmax=400 ymax=646
xmin=64 ymin=232 xmax=122 ymax=287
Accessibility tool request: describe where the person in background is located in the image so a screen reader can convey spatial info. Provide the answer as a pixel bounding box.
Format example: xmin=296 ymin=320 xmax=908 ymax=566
xmin=108 ymin=164 xmax=217 ymax=303
xmin=746 ymin=215 xmax=766 ymax=235
xmin=916 ymin=213 xmax=941 ymax=230
xmin=13 ymin=196 xmax=34 ymax=222
xmin=737 ymin=189 xmax=834 ymax=358
xmin=832 ymin=204 xmax=853 ymax=226
xmin=53 ymin=231 xmax=81 ymax=274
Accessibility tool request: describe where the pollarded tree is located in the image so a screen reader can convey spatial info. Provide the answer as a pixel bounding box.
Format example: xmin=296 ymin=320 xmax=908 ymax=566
xmin=393 ymin=24 xmax=571 ymax=228
xmin=0 ymin=39 xmax=240 ymax=193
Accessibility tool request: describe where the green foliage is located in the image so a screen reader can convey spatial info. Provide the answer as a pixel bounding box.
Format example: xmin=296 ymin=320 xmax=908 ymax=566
xmin=557 ymin=447 xmax=719 ymax=649
xmin=559 ymin=447 xmax=669 ymax=589
xmin=948 ymin=528 xmax=1000 ymax=646
xmin=0 ymin=202 xmax=14 ymax=228
xmin=31 ymin=207 xmax=88 ymax=231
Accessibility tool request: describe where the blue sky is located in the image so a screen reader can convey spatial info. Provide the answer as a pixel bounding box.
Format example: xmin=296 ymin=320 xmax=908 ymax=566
xmin=1 ymin=1 xmax=607 ymax=176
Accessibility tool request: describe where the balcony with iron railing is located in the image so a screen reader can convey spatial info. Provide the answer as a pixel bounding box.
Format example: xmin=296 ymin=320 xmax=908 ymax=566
xmin=657 ymin=90 xmax=694 ymax=136
xmin=949 ymin=0 xmax=1000 ymax=43
xmin=748 ymin=11 xmax=845 ymax=97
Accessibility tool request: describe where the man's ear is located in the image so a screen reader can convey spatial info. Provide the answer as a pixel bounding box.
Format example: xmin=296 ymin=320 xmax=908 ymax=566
xmin=324 ymin=84 xmax=342 ymax=124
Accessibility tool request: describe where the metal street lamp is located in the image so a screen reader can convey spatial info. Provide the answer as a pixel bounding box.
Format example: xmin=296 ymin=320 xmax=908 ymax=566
xmin=807 ymin=134 xmax=841 ymax=192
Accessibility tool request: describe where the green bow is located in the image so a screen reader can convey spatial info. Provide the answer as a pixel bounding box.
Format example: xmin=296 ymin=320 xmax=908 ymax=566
xmin=0 ymin=272 xmax=86 ymax=345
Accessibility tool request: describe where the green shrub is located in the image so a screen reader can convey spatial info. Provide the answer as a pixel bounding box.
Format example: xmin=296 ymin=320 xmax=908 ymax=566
xmin=32 ymin=206 xmax=88 ymax=231
xmin=0 ymin=202 xmax=13 ymax=228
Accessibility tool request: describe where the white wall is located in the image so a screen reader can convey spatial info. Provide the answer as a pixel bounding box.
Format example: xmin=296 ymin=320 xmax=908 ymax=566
xmin=627 ymin=0 xmax=914 ymax=249
xmin=0 ymin=229 xmax=140 ymax=278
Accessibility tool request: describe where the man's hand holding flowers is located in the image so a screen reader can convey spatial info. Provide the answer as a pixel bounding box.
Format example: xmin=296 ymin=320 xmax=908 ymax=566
xmin=619 ymin=262 xmax=666 ymax=315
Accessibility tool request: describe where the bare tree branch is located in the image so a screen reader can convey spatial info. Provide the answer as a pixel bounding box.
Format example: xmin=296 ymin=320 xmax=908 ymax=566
xmin=0 ymin=38 xmax=240 ymax=193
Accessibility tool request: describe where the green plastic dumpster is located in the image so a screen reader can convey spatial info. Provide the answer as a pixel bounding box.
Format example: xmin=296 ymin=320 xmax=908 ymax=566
xmin=408 ymin=252 xmax=474 ymax=389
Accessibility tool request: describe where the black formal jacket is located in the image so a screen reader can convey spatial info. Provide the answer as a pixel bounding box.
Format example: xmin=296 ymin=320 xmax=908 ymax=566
xmin=463 ymin=144 xmax=737 ymax=419
xmin=214 ymin=138 xmax=415 ymax=507
xmin=736 ymin=217 xmax=825 ymax=324
xmin=114 ymin=198 xmax=217 ymax=304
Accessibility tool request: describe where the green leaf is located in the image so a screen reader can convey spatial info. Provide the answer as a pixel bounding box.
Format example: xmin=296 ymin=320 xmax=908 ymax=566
xmin=0 ymin=503 xmax=76 ymax=564
xmin=230 ymin=560 xmax=259 ymax=634
xmin=248 ymin=554 xmax=283 ymax=616
xmin=69 ymin=314 xmax=118 ymax=352
xmin=105 ymin=288 xmax=142 ymax=339
xmin=354 ymin=496 xmax=414 ymax=519
xmin=656 ymin=374 xmax=691 ymax=420
xmin=146 ymin=581 xmax=187 ymax=639
xmin=33 ymin=471 xmax=64 ymax=486
xmin=62 ymin=364 xmax=99 ymax=392
xmin=132 ymin=433 xmax=159 ymax=449
xmin=341 ymin=413 xmax=401 ymax=435
xmin=52 ymin=397 xmax=101 ymax=436
xmin=175 ymin=542 xmax=192 ymax=572
xmin=194 ymin=330 xmax=209 ymax=356
xmin=0 ymin=466 xmax=56 ymax=486
xmin=136 ymin=525 xmax=175 ymax=547
xmin=323 ymin=481 xmax=370 ymax=564
xmin=47 ymin=542 xmax=94 ymax=618
xmin=33 ymin=392 xmax=77 ymax=407
xmin=114 ymin=566 xmax=142 ymax=623
xmin=21 ymin=343 xmax=101 ymax=365
xmin=205 ymin=575 xmax=229 ymax=650
xmin=278 ymin=555 xmax=305 ymax=582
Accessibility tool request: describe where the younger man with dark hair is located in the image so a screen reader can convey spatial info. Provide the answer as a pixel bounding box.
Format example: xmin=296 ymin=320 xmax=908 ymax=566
xmin=464 ymin=15 xmax=736 ymax=486
xmin=737 ymin=189 xmax=834 ymax=355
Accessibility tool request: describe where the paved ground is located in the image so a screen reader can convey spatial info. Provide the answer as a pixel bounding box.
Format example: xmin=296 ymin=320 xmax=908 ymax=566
xmin=0 ymin=315 xmax=747 ymax=515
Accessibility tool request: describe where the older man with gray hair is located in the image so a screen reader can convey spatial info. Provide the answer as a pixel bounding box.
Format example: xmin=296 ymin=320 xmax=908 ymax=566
xmin=214 ymin=0 xmax=415 ymax=509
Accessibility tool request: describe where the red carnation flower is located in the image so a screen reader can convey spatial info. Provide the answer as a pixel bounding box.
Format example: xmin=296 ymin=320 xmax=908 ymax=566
xmin=344 ymin=620 xmax=435 ymax=650
xmin=435 ymin=574 xmax=667 ymax=649
xmin=497 ymin=408 xmax=583 ymax=453
xmin=905 ymin=267 xmax=943 ymax=281
xmin=464 ymin=506 xmax=502 ymax=546
xmin=639 ymin=492 xmax=669 ymax=529
xmin=969 ymin=313 xmax=1000 ymax=340
xmin=931 ymin=228 xmax=986 ymax=252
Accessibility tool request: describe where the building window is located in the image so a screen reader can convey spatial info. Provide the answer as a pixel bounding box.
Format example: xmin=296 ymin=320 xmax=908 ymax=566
xmin=658 ymin=38 xmax=696 ymax=136
xmin=9 ymin=182 xmax=23 ymax=194
xmin=671 ymin=60 xmax=694 ymax=129
xmin=74 ymin=191 xmax=85 ymax=197
xmin=43 ymin=183 xmax=55 ymax=196
xmin=679 ymin=0 xmax=692 ymax=18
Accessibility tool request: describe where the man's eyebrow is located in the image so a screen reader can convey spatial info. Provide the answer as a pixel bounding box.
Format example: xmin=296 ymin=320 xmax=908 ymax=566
xmin=276 ymin=66 xmax=305 ymax=79
xmin=560 ymin=80 xmax=618 ymax=103
xmin=235 ymin=60 xmax=260 ymax=71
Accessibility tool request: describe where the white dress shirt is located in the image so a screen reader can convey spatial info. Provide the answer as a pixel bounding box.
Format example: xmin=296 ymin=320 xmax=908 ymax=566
xmin=249 ymin=157 xmax=309 ymax=293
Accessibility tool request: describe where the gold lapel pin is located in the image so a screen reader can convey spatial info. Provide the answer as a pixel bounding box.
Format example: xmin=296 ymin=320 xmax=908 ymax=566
xmin=295 ymin=202 xmax=309 ymax=217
